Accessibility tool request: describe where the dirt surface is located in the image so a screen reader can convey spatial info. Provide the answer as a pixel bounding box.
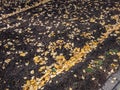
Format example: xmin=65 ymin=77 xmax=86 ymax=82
xmin=0 ymin=0 xmax=120 ymax=90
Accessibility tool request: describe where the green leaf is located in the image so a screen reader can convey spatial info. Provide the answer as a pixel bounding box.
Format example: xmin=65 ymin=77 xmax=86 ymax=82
xmin=110 ymin=49 xmax=118 ymax=53
xmin=85 ymin=68 xmax=94 ymax=73
xmin=98 ymin=60 xmax=103 ymax=65
xmin=51 ymin=68 xmax=56 ymax=72
xmin=105 ymin=52 xmax=110 ymax=56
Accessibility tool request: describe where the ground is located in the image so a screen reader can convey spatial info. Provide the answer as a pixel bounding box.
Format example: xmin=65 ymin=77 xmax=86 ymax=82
xmin=0 ymin=0 xmax=120 ymax=90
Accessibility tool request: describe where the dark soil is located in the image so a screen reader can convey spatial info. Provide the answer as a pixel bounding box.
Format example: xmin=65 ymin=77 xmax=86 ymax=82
xmin=0 ymin=0 xmax=120 ymax=90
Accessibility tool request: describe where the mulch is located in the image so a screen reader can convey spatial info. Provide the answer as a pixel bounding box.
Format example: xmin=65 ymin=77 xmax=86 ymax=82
xmin=0 ymin=0 xmax=120 ymax=90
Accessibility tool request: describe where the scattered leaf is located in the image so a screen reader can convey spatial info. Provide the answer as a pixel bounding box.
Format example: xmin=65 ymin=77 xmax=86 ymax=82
xmin=85 ymin=68 xmax=94 ymax=73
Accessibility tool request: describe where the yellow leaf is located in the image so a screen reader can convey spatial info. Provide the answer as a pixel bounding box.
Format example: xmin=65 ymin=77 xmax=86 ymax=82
xmin=20 ymin=52 xmax=27 ymax=57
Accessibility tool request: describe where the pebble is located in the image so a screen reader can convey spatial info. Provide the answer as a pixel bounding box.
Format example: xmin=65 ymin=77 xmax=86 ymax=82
xmin=74 ymin=74 xmax=77 ymax=77
xmin=7 ymin=42 xmax=13 ymax=45
xmin=110 ymin=80 xmax=115 ymax=83
xmin=25 ymin=62 xmax=29 ymax=66
xmin=5 ymin=88 xmax=9 ymax=90
xmin=81 ymin=75 xmax=85 ymax=80
xmin=113 ymin=59 xmax=118 ymax=62
xmin=91 ymin=77 xmax=95 ymax=81
xmin=24 ymin=77 xmax=27 ymax=80
xmin=30 ymin=70 xmax=35 ymax=74
xmin=69 ymin=87 xmax=72 ymax=90
xmin=113 ymin=77 xmax=117 ymax=80
xmin=56 ymin=81 xmax=58 ymax=84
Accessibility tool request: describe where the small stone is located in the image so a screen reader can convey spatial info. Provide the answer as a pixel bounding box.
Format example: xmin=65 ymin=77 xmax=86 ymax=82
xmin=49 ymin=80 xmax=52 ymax=83
xmin=24 ymin=77 xmax=27 ymax=79
xmin=113 ymin=77 xmax=117 ymax=80
xmin=99 ymin=66 xmax=103 ymax=69
xmin=98 ymin=84 xmax=101 ymax=86
xmin=25 ymin=62 xmax=29 ymax=66
xmin=74 ymin=74 xmax=77 ymax=77
xmin=81 ymin=75 xmax=85 ymax=80
xmin=108 ymin=72 xmax=111 ymax=75
xmin=0 ymin=42 xmax=2 ymax=46
xmin=37 ymin=43 xmax=42 ymax=47
xmin=91 ymin=77 xmax=95 ymax=80
xmin=2 ymin=65 xmax=5 ymax=69
xmin=7 ymin=42 xmax=13 ymax=45
xmin=44 ymin=57 xmax=48 ymax=60
xmin=110 ymin=69 xmax=114 ymax=73
xmin=18 ymin=30 xmax=22 ymax=33
xmin=110 ymin=80 xmax=114 ymax=83
xmin=69 ymin=87 xmax=72 ymax=90
xmin=4 ymin=81 xmax=6 ymax=83
xmin=30 ymin=70 xmax=34 ymax=74
xmin=5 ymin=88 xmax=9 ymax=90
xmin=113 ymin=59 xmax=118 ymax=62
xmin=16 ymin=62 xmax=19 ymax=65
xmin=113 ymin=34 xmax=117 ymax=36
xmin=117 ymin=52 xmax=120 ymax=57
xmin=56 ymin=81 xmax=58 ymax=84
xmin=98 ymin=55 xmax=104 ymax=59
xmin=103 ymin=69 xmax=106 ymax=72
xmin=83 ymin=69 xmax=86 ymax=73
xmin=37 ymin=48 xmax=41 ymax=52
xmin=31 ymin=76 xmax=35 ymax=80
